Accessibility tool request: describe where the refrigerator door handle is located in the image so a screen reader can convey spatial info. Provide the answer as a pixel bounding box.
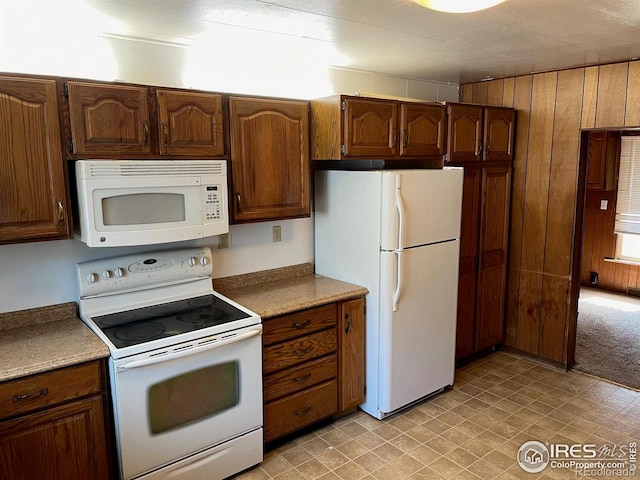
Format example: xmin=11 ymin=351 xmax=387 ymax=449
xmin=395 ymin=175 xmax=405 ymax=250
xmin=392 ymin=250 xmax=403 ymax=312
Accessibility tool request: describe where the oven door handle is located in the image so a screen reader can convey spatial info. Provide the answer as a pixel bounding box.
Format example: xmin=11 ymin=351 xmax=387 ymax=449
xmin=117 ymin=327 xmax=262 ymax=371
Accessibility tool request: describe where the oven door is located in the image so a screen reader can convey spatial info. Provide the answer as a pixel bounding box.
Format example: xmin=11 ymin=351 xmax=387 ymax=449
xmin=110 ymin=324 xmax=263 ymax=480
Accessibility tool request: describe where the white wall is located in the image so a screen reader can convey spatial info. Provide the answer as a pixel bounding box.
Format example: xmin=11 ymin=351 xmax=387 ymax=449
xmin=0 ymin=1 xmax=458 ymax=314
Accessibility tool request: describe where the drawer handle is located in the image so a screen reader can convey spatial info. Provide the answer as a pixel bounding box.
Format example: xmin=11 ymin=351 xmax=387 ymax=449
xmin=292 ymin=319 xmax=311 ymax=330
xmin=293 ymin=346 xmax=313 ymax=356
xmin=293 ymin=373 xmax=312 ymax=383
xmin=12 ymin=387 xmax=48 ymax=403
xmin=294 ymin=405 xmax=312 ymax=417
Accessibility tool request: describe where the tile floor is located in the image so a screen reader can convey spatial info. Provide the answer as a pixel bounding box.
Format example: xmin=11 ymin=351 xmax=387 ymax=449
xmin=235 ymin=351 xmax=640 ymax=480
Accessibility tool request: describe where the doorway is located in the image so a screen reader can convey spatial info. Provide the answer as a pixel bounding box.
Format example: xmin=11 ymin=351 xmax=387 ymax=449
xmin=575 ymin=129 xmax=640 ymax=390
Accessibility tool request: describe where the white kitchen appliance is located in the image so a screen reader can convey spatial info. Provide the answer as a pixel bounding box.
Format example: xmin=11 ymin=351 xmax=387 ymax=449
xmin=75 ymin=159 xmax=228 ymax=247
xmin=77 ymin=247 xmax=262 ymax=480
xmin=314 ymin=168 xmax=463 ymax=419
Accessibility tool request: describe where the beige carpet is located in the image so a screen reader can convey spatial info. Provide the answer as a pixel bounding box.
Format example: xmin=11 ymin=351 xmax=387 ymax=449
xmin=574 ymin=287 xmax=640 ymax=390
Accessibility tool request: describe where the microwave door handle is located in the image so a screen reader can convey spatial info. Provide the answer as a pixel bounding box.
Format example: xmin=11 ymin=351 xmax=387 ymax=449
xmin=117 ymin=327 xmax=261 ymax=371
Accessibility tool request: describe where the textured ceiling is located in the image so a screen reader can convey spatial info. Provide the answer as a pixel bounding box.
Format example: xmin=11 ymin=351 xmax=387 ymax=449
xmin=94 ymin=0 xmax=640 ymax=84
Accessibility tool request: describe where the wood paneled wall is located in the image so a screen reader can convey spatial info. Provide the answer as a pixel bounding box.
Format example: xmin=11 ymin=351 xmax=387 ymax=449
xmin=581 ymin=189 xmax=640 ymax=292
xmin=461 ymin=60 xmax=640 ymax=366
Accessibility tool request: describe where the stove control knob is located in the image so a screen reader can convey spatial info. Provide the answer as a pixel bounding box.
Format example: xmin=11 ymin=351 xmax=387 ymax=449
xmin=200 ymin=256 xmax=209 ymax=266
xmin=103 ymin=270 xmax=113 ymax=279
xmin=86 ymin=272 xmax=99 ymax=284
xmin=188 ymin=256 xmax=198 ymax=267
xmin=114 ymin=267 xmax=126 ymax=278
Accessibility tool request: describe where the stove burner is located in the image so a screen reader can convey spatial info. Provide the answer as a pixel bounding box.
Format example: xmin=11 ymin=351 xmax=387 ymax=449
xmin=115 ymin=322 xmax=165 ymax=342
xmin=98 ymin=312 xmax=137 ymax=327
xmin=178 ymin=308 xmax=226 ymax=325
xmin=188 ymin=296 xmax=215 ymax=308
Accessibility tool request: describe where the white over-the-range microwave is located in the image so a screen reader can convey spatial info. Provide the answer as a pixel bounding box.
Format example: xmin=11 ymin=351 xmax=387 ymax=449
xmin=75 ymin=159 xmax=229 ymax=247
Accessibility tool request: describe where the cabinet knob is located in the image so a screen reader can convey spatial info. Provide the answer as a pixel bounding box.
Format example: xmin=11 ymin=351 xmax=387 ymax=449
xmin=236 ymin=193 xmax=242 ymax=213
xmin=475 ymin=140 xmax=482 ymax=157
xmin=345 ymin=312 xmax=351 ymax=334
xmin=56 ymin=200 xmax=65 ymax=225
xmin=162 ymin=121 xmax=168 ymax=146
xmin=142 ymin=121 xmax=149 ymax=145
xmin=391 ymin=129 xmax=397 ymax=148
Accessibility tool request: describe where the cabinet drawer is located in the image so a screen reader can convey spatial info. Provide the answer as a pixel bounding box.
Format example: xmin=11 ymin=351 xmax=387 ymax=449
xmin=264 ymin=380 xmax=337 ymax=442
xmin=263 ymin=304 xmax=337 ymax=346
xmin=263 ymin=355 xmax=336 ymax=403
xmin=0 ymin=362 xmax=102 ymax=419
xmin=263 ymin=329 xmax=336 ymax=375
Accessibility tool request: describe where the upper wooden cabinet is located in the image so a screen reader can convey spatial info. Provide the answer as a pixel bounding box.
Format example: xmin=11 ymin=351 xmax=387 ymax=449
xmin=66 ymin=82 xmax=225 ymax=158
xmin=156 ymin=89 xmax=224 ymax=157
xmin=0 ymin=76 xmax=71 ymax=244
xmin=229 ymin=96 xmax=310 ymax=223
xmin=67 ymin=81 xmax=151 ymax=155
xmin=446 ymin=104 xmax=514 ymax=164
xmin=311 ymin=95 xmax=446 ymax=161
xmin=586 ymin=131 xmax=618 ymax=190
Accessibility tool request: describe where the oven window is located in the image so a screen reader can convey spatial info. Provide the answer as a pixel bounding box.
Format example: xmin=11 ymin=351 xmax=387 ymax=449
xmin=148 ymin=362 xmax=239 ymax=434
xmin=102 ymin=193 xmax=185 ymax=225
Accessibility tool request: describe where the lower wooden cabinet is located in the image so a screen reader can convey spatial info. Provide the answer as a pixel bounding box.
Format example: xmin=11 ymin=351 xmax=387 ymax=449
xmin=0 ymin=361 xmax=112 ymax=480
xmin=262 ymin=298 xmax=365 ymax=443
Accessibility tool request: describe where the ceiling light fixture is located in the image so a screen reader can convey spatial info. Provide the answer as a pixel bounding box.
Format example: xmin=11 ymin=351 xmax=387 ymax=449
xmin=413 ymin=0 xmax=507 ymax=13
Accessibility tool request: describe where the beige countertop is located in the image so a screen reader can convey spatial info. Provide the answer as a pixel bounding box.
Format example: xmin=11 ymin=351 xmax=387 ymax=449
xmin=0 ymin=303 xmax=110 ymax=383
xmin=214 ymin=264 xmax=368 ymax=318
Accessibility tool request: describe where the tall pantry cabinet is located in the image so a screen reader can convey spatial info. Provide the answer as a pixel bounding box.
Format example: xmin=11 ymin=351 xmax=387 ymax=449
xmin=447 ymin=103 xmax=515 ymax=360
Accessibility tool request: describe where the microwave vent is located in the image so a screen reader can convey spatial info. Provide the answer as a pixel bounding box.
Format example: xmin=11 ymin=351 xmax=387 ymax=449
xmin=87 ymin=161 xmax=225 ymax=178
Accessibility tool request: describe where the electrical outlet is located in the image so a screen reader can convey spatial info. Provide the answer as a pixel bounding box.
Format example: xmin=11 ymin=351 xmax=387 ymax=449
xmin=218 ymin=233 xmax=229 ymax=249
xmin=273 ymin=225 xmax=282 ymax=242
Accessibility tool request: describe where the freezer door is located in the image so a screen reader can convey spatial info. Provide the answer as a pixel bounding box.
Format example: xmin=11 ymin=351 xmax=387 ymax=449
xmin=378 ymin=240 xmax=460 ymax=415
xmin=380 ymin=168 xmax=463 ymax=250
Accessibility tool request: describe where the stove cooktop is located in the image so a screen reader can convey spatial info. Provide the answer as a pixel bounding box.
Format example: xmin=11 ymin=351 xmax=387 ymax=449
xmin=93 ymin=294 xmax=251 ymax=349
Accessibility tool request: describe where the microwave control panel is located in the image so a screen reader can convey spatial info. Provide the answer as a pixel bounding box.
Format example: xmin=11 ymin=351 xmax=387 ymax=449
xmin=205 ymin=186 xmax=222 ymax=221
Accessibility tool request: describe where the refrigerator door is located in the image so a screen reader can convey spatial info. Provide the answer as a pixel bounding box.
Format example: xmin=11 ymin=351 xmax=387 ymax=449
xmin=378 ymin=239 xmax=460 ymax=416
xmin=380 ymin=168 xmax=463 ymax=251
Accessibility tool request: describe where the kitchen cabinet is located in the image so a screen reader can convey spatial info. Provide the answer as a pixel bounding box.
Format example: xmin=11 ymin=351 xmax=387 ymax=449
xmin=229 ymin=96 xmax=310 ymax=223
xmin=449 ymin=105 xmax=514 ymax=360
xmin=455 ymin=166 xmax=512 ymax=359
xmin=67 ymin=81 xmax=151 ymax=156
xmin=338 ymin=297 xmax=365 ymax=412
xmin=0 ymin=361 xmax=112 ymax=480
xmin=262 ymin=297 xmax=365 ymax=443
xmin=0 ymin=75 xmax=71 ymax=244
xmin=446 ymin=104 xmax=514 ymax=164
xmin=67 ymin=81 xmax=226 ymax=158
xmin=156 ymin=89 xmax=224 ymax=157
xmin=310 ymin=95 xmax=446 ymax=161
xmin=586 ymin=131 xmax=618 ymax=190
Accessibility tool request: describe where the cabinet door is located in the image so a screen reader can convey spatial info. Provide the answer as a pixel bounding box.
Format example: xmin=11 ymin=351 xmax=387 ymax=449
xmin=0 ymin=397 xmax=110 ymax=480
xmin=399 ymin=103 xmax=446 ymax=157
xmin=67 ymin=81 xmax=150 ymax=155
xmin=483 ymin=107 xmax=514 ymax=162
xmin=456 ymin=167 xmax=481 ymax=360
xmin=475 ymin=167 xmax=511 ymax=351
xmin=156 ymin=90 xmax=224 ymax=157
xmin=343 ymin=98 xmax=397 ymax=157
xmin=338 ymin=297 xmax=365 ymax=412
xmin=229 ymin=97 xmax=310 ymax=223
xmin=0 ymin=76 xmax=70 ymax=243
xmin=447 ymin=104 xmax=483 ymax=164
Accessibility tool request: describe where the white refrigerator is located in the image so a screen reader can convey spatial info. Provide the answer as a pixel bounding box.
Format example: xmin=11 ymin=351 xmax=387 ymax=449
xmin=314 ymin=168 xmax=463 ymax=419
